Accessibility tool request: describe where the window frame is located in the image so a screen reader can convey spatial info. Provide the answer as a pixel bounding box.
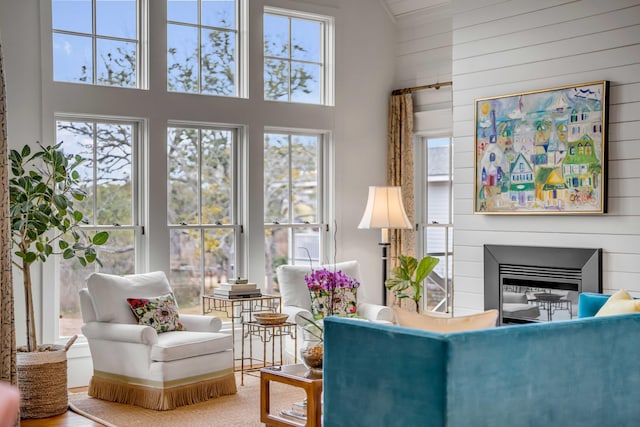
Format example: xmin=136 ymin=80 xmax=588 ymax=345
xmin=415 ymin=133 xmax=454 ymax=314
xmin=166 ymin=0 xmax=247 ymax=98
xmin=166 ymin=121 xmax=247 ymax=303
xmin=263 ymin=128 xmax=332 ymax=292
xmin=46 ymin=113 xmax=146 ymax=342
xmin=51 ymin=0 xmax=146 ymax=89
xmin=263 ymin=6 xmax=334 ymax=106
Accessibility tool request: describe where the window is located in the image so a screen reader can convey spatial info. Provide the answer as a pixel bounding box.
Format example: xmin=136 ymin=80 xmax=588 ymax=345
xmin=167 ymin=124 xmax=242 ymax=312
xmin=417 ymin=136 xmax=454 ymax=313
xmin=52 ymin=0 xmax=141 ymax=87
xmin=263 ymin=7 xmax=334 ymax=105
xmin=167 ymin=0 xmax=242 ymax=96
xmin=56 ymin=117 xmax=141 ymax=337
xmin=264 ymin=131 xmax=325 ymax=293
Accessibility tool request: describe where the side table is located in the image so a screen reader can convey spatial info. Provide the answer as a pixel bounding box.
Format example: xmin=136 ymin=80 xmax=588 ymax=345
xmin=241 ymin=321 xmax=297 ymax=386
xmin=260 ymin=364 xmax=322 ymax=427
xmin=202 ymin=294 xmax=281 ymax=369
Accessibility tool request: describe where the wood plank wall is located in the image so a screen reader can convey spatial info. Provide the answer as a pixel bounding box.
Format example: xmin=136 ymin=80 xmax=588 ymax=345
xmin=452 ymin=0 xmax=640 ymax=314
xmin=394 ymin=0 xmax=640 ymax=314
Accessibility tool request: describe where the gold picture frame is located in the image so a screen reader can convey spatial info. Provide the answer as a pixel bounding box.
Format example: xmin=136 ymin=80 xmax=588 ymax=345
xmin=474 ymin=80 xmax=609 ymax=214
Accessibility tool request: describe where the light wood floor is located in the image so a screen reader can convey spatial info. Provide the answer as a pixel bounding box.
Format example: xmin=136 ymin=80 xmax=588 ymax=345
xmin=20 ymin=388 xmax=101 ymax=427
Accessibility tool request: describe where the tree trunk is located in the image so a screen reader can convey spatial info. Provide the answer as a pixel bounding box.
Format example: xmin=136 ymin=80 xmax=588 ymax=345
xmin=22 ymin=261 xmax=37 ymax=352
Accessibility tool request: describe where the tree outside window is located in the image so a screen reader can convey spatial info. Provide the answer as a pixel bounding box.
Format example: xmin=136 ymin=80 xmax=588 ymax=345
xmin=264 ymin=8 xmax=332 ymax=104
xmin=52 ymin=0 xmax=139 ymax=87
xmin=264 ymin=132 xmax=322 ymax=293
xmin=167 ymin=126 xmax=238 ymax=313
xmin=167 ymin=0 xmax=239 ymax=96
xmin=56 ymin=118 xmax=139 ymax=337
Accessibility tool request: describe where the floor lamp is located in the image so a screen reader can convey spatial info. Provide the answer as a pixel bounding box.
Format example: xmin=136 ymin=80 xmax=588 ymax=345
xmin=358 ymin=186 xmax=412 ymax=305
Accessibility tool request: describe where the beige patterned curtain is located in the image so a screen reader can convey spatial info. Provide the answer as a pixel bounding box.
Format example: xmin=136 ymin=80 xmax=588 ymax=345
xmin=0 ymin=42 xmax=17 ymax=386
xmin=387 ymin=93 xmax=415 ymax=271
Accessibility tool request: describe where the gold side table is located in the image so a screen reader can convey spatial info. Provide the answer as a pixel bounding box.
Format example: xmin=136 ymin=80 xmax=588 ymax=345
xmin=202 ymin=294 xmax=282 ymax=369
xmin=241 ymin=321 xmax=297 ymax=385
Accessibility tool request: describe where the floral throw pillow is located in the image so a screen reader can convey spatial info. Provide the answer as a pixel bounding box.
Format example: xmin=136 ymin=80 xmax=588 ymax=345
xmin=127 ymin=293 xmax=184 ymax=333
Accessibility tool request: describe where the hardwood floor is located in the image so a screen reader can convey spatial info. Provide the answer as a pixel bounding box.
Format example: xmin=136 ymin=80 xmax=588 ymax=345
xmin=20 ymin=388 xmax=101 ymax=427
xmin=20 ymin=410 xmax=101 ymax=427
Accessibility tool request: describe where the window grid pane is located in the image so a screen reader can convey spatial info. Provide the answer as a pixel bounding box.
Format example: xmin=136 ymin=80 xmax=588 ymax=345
xmin=168 ymin=125 xmax=238 ymax=312
xmin=264 ymin=131 xmax=323 ymax=294
xmin=263 ymin=10 xmax=328 ymax=104
xmin=52 ymin=0 xmax=140 ymax=87
xmin=167 ymin=0 xmax=239 ymax=96
xmin=56 ymin=118 xmax=137 ymax=338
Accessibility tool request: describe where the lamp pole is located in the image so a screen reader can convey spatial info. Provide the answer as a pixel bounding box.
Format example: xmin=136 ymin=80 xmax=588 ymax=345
xmin=380 ymin=241 xmax=390 ymax=306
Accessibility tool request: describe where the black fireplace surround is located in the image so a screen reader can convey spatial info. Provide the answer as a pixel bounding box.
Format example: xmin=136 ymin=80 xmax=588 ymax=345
xmin=484 ymin=245 xmax=602 ymax=325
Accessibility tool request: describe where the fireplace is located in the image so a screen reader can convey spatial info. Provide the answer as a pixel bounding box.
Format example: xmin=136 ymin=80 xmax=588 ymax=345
xmin=484 ymin=245 xmax=602 ymax=325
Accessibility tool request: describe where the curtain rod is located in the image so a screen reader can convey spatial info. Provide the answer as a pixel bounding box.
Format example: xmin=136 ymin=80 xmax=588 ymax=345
xmin=392 ymin=81 xmax=453 ymax=96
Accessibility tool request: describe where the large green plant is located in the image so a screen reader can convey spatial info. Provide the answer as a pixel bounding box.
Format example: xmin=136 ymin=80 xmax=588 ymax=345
xmin=9 ymin=143 xmax=108 ymax=352
xmin=385 ymin=254 xmax=440 ymax=312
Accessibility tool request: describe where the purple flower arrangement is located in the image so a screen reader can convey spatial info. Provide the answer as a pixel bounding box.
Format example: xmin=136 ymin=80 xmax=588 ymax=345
xmin=304 ymin=268 xmax=361 ymax=292
xmin=305 ymin=268 xmax=360 ymax=319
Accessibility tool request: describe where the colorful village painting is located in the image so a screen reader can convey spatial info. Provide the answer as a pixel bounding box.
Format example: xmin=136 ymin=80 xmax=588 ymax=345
xmin=474 ymin=81 xmax=608 ymax=214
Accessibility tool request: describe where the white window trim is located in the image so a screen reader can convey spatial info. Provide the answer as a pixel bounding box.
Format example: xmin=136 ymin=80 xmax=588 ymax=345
xmin=264 ymin=127 xmax=333 ymax=266
xmin=166 ymin=121 xmax=247 ymax=284
xmin=43 ymin=113 xmax=147 ymax=345
xmin=263 ymin=6 xmax=334 ymax=106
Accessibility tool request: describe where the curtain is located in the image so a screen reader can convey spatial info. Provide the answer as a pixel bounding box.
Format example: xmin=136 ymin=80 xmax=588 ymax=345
xmin=386 ymin=93 xmax=415 ymax=307
xmin=0 ymin=41 xmax=17 ymax=386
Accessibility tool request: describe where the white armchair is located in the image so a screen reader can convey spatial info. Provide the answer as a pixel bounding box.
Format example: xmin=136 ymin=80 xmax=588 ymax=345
xmin=277 ymin=260 xmax=395 ymax=326
xmin=79 ymin=271 xmax=236 ymax=410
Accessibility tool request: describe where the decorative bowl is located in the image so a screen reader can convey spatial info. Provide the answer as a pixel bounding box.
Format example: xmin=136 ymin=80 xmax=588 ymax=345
xmin=253 ymin=313 xmax=289 ymax=325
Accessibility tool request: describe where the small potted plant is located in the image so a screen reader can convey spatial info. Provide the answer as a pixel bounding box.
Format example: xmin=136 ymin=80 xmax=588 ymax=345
xmin=385 ymin=254 xmax=440 ymax=312
xmin=10 ymin=142 xmax=109 ymax=418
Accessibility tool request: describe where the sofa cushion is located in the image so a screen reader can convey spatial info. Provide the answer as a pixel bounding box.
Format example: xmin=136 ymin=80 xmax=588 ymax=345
xmin=393 ymin=308 xmax=499 ymax=333
xmin=595 ymin=289 xmax=640 ymax=317
xmin=151 ymin=331 xmax=233 ymax=362
xmin=127 ymin=293 xmax=184 ymax=333
xmin=87 ymin=271 xmax=174 ymax=324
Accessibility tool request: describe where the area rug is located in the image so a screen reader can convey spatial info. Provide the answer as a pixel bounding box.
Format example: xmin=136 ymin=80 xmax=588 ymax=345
xmin=69 ymin=373 xmax=305 ymax=426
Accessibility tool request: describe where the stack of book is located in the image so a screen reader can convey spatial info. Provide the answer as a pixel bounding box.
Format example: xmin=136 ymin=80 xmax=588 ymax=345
xmin=213 ymin=278 xmax=262 ymax=299
xmin=280 ymin=400 xmax=307 ymax=422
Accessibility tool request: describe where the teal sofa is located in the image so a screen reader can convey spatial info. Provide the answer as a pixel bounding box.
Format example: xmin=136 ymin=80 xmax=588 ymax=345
xmin=323 ymin=302 xmax=640 ymax=427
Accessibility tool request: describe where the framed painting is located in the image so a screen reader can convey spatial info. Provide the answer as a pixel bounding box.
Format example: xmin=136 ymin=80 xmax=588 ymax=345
xmin=474 ymin=80 xmax=609 ymax=214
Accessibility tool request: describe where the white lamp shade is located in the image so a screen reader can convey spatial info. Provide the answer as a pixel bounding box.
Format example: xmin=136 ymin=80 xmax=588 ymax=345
xmin=358 ymin=186 xmax=412 ymax=230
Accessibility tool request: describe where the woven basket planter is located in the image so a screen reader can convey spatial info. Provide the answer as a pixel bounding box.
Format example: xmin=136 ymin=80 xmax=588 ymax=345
xmin=17 ymin=345 xmax=68 ymax=419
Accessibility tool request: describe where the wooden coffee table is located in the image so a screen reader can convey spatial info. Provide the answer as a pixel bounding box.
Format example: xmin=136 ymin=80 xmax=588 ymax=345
xmin=260 ymin=364 xmax=323 ymax=426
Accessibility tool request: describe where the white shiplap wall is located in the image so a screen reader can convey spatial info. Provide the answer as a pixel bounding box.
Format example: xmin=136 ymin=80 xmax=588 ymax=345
xmin=452 ymin=0 xmax=640 ymax=314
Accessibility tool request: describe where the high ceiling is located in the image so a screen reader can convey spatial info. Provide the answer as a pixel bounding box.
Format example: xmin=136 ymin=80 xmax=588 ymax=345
xmin=381 ymin=0 xmax=450 ymax=18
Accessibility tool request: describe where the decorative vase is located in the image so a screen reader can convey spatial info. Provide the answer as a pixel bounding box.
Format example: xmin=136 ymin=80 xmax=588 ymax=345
xmin=300 ymin=341 xmax=323 ymax=378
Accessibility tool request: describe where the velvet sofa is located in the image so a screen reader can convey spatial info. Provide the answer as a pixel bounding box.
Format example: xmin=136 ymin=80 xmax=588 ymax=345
xmin=323 ymin=307 xmax=640 ymax=427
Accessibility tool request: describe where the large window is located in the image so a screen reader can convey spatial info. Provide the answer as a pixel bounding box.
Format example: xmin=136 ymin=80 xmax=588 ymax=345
xmin=52 ymin=0 xmax=141 ymax=87
xmin=264 ymin=8 xmax=333 ymax=105
xmin=56 ymin=117 xmax=141 ymax=337
xmin=418 ymin=136 xmax=454 ymax=313
xmin=167 ymin=125 xmax=241 ymax=313
xmin=167 ymin=0 xmax=242 ymax=96
xmin=264 ymin=131 xmax=325 ymax=293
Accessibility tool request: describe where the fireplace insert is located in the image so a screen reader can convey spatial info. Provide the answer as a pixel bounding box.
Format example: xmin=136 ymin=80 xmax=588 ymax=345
xmin=484 ymin=245 xmax=601 ymax=325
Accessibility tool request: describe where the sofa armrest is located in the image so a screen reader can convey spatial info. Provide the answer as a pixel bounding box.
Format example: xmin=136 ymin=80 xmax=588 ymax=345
xmin=179 ymin=314 xmax=222 ymax=332
xmin=357 ymin=301 xmax=395 ymax=323
xmin=82 ymin=322 xmax=158 ymax=345
xmin=282 ymin=305 xmax=313 ymax=325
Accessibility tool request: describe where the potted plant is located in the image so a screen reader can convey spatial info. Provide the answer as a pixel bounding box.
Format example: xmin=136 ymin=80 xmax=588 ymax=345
xmin=385 ymin=254 xmax=440 ymax=312
xmin=9 ymin=142 xmax=108 ymax=418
